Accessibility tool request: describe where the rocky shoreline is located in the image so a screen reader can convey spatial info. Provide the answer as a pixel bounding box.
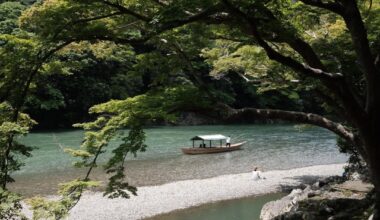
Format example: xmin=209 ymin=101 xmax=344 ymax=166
xmin=260 ymin=176 xmax=374 ymax=220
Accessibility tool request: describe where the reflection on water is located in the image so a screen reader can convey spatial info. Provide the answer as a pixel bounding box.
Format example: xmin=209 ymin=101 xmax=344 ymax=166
xmin=145 ymin=193 xmax=287 ymax=220
xmin=10 ymin=125 xmax=347 ymax=196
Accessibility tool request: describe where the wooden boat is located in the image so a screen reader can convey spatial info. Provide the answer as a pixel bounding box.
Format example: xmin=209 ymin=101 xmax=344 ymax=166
xmin=182 ymin=141 xmax=246 ymax=155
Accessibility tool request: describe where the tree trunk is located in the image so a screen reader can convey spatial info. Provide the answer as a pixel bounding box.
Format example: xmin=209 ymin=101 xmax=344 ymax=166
xmin=366 ymin=148 xmax=380 ymax=219
xmin=362 ymin=129 xmax=380 ymax=219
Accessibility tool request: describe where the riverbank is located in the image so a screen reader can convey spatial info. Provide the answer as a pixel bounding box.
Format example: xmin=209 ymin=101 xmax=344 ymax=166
xmin=23 ymin=163 xmax=345 ymax=219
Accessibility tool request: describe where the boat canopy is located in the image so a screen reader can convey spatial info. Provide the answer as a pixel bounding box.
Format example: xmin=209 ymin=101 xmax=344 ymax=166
xmin=191 ymin=134 xmax=227 ymax=141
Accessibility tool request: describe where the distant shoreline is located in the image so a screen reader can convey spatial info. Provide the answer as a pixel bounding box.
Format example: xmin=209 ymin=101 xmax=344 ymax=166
xmin=23 ymin=163 xmax=345 ymax=220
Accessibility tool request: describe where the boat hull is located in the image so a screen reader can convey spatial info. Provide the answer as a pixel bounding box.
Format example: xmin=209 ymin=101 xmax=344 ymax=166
xmin=181 ymin=142 xmax=246 ymax=155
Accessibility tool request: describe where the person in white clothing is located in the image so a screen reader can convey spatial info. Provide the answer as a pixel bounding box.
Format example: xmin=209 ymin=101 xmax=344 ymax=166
xmin=252 ymin=167 xmax=264 ymax=181
xmin=226 ymin=136 xmax=231 ymax=147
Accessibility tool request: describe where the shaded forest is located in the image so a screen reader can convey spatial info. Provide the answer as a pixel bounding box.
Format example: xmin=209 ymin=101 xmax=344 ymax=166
xmin=2 ymin=1 xmax=324 ymax=129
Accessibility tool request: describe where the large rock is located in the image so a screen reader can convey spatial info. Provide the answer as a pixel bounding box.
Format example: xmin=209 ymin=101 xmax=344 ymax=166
xmin=260 ymin=180 xmax=374 ymax=220
xmin=260 ymin=188 xmax=310 ymax=220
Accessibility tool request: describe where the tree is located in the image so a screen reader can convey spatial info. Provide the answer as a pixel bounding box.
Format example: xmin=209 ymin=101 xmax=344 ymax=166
xmin=24 ymin=41 xmax=144 ymax=129
xmin=21 ymin=0 xmax=380 ymax=218
xmin=0 ymin=2 xmax=74 ymax=218
xmin=1 ymin=3 xmax=214 ymax=218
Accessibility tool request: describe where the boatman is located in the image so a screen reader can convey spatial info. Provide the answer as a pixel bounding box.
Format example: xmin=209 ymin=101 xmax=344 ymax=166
xmin=226 ymin=136 xmax=231 ymax=147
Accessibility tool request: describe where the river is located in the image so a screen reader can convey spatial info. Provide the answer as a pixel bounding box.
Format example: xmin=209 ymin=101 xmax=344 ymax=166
xmin=146 ymin=193 xmax=287 ymax=220
xmin=11 ymin=124 xmax=347 ymax=196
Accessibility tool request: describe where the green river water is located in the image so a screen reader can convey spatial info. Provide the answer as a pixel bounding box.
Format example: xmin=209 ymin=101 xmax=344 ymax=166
xmin=146 ymin=193 xmax=286 ymax=220
xmin=11 ymin=124 xmax=347 ymax=196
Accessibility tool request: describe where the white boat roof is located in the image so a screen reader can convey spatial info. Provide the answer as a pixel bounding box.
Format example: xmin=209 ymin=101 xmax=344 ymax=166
xmin=191 ymin=134 xmax=227 ymax=141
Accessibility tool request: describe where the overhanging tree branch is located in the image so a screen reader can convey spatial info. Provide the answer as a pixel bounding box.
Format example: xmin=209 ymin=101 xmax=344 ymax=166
xmin=218 ymin=103 xmax=357 ymax=146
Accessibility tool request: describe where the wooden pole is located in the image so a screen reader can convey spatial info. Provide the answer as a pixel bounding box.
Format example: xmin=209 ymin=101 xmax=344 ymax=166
xmin=210 ymin=140 xmax=211 ymax=148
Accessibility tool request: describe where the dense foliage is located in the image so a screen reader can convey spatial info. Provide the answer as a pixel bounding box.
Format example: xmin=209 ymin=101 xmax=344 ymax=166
xmin=3 ymin=0 xmax=320 ymax=129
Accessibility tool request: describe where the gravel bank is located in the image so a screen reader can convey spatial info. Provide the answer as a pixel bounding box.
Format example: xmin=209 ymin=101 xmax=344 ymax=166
xmin=25 ymin=164 xmax=345 ymax=220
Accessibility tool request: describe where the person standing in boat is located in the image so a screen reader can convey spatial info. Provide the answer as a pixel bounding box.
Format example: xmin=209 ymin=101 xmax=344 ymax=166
xmin=226 ymin=136 xmax=231 ymax=147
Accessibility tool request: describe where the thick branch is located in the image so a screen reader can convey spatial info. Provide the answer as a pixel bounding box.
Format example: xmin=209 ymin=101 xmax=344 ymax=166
xmin=287 ymin=38 xmax=326 ymax=70
xmin=340 ymin=0 xmax=378 ymax=113
xmin=220 ymin=103 xmax=356 ymax=145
